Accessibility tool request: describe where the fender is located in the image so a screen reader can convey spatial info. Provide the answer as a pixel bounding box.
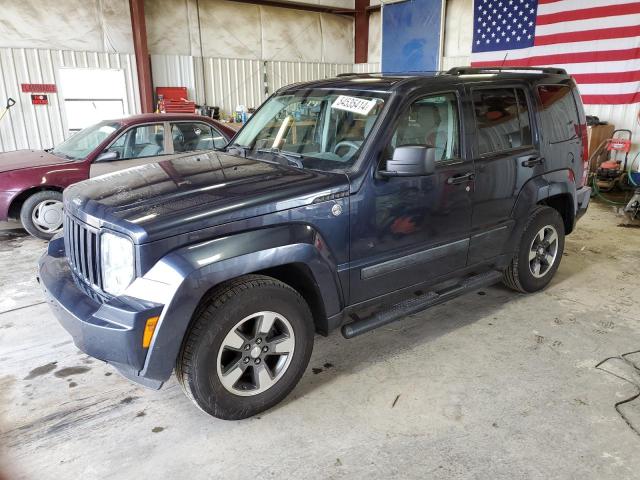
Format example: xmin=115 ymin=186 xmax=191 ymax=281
xmin=507 ymin=170 xmax=576 ymax=252
xmin=130 ymin=224 xmax=344 ymax=383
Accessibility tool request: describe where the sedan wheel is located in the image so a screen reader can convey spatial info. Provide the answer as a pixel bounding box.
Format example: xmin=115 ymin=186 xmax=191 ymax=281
xmin=20 ymin=190 xmax=64 ymax=240
xmin=31 ymin=199 xmax=64 ymax=234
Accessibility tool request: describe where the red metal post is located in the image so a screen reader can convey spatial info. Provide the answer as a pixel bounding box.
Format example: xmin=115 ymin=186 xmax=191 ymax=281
xmin=129 ymin=0 xmax=154 ymax=113
xmin=354 ymin=0 xmax=370 ymax=64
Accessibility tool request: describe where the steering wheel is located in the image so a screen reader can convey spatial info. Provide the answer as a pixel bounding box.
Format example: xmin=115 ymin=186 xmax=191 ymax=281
xmin=333 ymin=140 xmax=361 ymax=158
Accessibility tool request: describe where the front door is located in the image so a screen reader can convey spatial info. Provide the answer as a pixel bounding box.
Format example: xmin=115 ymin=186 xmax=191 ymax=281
xmin=90 ymin=122 xmax=174 ymax=177
xmin=349 ymin=91 xmax=474 ymax=304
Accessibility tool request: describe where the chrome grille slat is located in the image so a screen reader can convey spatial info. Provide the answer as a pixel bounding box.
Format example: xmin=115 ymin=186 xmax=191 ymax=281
xmin=63 ymin=213 xmax=101 ymax=290
xmin=87 ymin=231 xmax=95 ymax=285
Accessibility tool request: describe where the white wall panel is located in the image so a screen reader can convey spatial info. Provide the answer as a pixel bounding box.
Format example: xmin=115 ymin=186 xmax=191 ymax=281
xmin=0 ymin=0 xmax=132 ymax=53
xmin=368 ymin=10 xmax=382 ymax=64
xmin=0 ymin=48 xmax=140 ymax=152
xmin=353 ymin=63 xmax=382 ymax=73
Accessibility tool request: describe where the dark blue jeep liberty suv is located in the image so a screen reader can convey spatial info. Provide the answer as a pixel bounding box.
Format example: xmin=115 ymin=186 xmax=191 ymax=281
xmin=39 ymin=67 xmax=591 ymax=419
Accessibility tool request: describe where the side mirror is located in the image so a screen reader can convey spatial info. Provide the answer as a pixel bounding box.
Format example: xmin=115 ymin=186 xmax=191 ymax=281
xmin=379 ymin=145 xmax=436 ymax=177
xmin=96 ymin=151 xmax=119 ymax=162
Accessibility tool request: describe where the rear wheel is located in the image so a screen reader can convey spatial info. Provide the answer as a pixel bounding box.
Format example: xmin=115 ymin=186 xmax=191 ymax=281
xmin=503 ymin=206 xmax=565 ymax=293
xmin=19 ymin=190 xmax=63 ymax=240
xmin=177 ymin=275 xmax=314 ymax=420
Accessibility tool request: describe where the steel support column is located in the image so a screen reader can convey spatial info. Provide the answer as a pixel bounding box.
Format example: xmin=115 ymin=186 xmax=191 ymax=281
xmin=355 ymin=0 xmax=370 ymax=64
xmin=129 ymin=0 xmax=154 ymax=113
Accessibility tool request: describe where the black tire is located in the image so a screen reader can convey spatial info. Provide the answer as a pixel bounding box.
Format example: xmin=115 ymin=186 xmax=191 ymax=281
xmin=20 ymin=190 xmax=64 ymax=240
xmin=176 ymin=275 xmax=314 ymax=420
xmin=503 ymin=206 xmax=565 ymax=293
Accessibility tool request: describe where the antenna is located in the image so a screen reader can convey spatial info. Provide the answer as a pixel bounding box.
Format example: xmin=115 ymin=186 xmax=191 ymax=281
xmin=501 ymin=52 xmax=509 ymax=67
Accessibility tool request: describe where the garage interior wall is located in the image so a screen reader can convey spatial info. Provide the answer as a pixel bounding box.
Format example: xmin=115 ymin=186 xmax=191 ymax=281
xmin=146 ymin=0 xmax=358 ymax=114
xmin=442 ymin=0 xmax=640 ymax=154
xmin=0 ymin=0 xmax=365 ymax=152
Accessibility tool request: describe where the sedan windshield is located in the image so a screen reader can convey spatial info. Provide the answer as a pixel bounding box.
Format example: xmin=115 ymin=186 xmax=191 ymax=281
xmin=232 ymin=89 xmax=388 ymax=172
xmin=52 ymin=121 xmax=120 ymax=160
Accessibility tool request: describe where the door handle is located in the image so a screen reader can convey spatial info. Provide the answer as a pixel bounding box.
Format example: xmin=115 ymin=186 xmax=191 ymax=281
xmin=520 ymin=155 xmax=545 ymax=167
xmin=446 ymin=172 xmax=475 ymax=185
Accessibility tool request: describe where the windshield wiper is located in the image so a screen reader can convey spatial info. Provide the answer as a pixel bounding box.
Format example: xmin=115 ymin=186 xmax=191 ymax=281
xmin=255 ymin=148 xmax=304 ymax=168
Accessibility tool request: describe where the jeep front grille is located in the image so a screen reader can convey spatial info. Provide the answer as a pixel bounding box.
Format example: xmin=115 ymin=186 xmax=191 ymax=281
xmin=63 ymin=214 xmax=102 ymax=289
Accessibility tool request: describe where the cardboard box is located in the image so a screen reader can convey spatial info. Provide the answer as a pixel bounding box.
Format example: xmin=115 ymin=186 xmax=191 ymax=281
xmin=587 ymin=124 xmax=615 ymax=158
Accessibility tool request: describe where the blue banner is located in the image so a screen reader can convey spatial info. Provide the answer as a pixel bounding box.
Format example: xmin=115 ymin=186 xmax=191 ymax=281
xmin=381 ymin=0 xmax=443 ymax=73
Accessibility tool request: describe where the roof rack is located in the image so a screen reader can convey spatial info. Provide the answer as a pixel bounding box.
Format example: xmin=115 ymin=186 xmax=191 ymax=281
xmin=447 ymin=66 xmax=567 ymax=75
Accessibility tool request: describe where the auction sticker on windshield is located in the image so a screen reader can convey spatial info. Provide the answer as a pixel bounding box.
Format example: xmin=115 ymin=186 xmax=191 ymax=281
xmin=331 ymin=95 xmax=377 ymax=115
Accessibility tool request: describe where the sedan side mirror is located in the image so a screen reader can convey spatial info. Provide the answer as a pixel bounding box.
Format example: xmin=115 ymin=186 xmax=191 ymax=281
xmin=96 ymin=151 xmax=119 ymax=162
xmin=379 ymin=145 xmax=436 ymax=177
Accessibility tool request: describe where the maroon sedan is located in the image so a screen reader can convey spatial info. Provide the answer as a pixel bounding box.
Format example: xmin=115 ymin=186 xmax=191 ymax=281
xmin=0 ymin=114 xmax=235 ymax=239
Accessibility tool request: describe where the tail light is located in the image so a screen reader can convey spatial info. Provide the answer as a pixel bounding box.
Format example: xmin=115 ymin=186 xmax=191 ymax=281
xmin=579 ymin=122 xmax=589 ymax=187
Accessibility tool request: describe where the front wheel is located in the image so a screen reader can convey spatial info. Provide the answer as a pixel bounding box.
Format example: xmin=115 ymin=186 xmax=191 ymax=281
xmin=503 ymin=206 xmax=565 ymax=293
xmin=20 ymin=190 xmax=63 ymax=240
xmin=176 ymin=275 xmax=314 ymax=420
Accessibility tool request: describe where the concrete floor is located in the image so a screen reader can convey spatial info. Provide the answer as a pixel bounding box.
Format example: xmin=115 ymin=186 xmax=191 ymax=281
xmin=1 ymin=202 xmax=640 ymax=480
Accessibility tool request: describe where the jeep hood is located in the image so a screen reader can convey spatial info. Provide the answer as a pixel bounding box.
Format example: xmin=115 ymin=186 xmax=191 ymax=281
xmin=64 ymin=151 xmax=349 ymax=243
xmin=0 ymin=149 xmax=73 ymax=173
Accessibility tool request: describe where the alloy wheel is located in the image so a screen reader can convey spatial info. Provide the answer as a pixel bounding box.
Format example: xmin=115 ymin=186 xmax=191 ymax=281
xmin=528 ymin=225 xmax=559 ymax=278
xmin=216 ymin=311 xmax=295 ymax=396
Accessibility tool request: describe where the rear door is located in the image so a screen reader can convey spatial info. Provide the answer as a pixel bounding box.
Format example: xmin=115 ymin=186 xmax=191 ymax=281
xmin=466 ymin=86 xmax=540 ymax=264
xmin=171 ymin=121 xmax=228 ymax=153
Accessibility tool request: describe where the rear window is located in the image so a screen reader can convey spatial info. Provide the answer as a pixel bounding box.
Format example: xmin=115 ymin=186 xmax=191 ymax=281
xmin=537 ymin=85 xmax=580 ymax=144
xmin=472 ymin=88 xmax=532 ymax=155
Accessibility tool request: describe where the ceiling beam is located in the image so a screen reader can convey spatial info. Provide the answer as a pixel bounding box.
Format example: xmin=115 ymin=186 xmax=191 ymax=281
xmin=226 ymin=0 xmax=357 ymax=15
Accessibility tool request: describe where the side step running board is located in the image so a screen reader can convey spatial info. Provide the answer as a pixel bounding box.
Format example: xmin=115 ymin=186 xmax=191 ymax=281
xmin=341 ymin=270 xmax=503 ymax=339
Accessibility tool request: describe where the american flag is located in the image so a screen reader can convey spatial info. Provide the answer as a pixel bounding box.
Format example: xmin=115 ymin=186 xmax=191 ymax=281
xmin=471 ymin=0 xmax=640 ymax=104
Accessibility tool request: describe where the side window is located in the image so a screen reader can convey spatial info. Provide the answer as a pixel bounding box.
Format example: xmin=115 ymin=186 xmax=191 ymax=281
xmin=537 ymin=85 xmax=580 ymax=144
xmin=172 ymin=122 xmax=225 ymax=152
xmin=473 ymin=88 xmax=532 ymax=155
xmin=106 ymin=124 xmax=165 ymax=159
xmin=388 ymin=93 xmax=460 ymax=161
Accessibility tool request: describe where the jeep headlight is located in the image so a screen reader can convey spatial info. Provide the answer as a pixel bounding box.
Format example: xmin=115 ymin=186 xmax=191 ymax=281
xmin=101 ymin=231 xmax=135 ymax=296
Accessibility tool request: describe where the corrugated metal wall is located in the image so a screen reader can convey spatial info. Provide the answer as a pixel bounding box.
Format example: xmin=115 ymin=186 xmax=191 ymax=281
xmin=151 ymin=54 xmax=356 ymax=117
xmin=353 ymin=62 xmax=381 ymax=73
xmin=0 ymin=48 xmax=140 ymax=152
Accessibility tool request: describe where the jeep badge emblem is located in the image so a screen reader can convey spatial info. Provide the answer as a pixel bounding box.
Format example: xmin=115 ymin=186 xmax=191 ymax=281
xmin=331 ymin=203 xmax=342 ymax=217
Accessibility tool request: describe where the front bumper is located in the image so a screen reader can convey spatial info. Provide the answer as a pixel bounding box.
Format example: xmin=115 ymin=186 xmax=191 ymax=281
xmin=576 ymin=185 xmax=591 ymax=220
xmin=38 ymin=236 xmax=164 ymax=388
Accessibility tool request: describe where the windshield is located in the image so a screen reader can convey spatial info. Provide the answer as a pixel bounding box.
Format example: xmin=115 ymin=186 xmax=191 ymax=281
xmin=52 ymin=121 xmax=120 ymax=160
xmin=232 ymin=89 xmax=388 ymax=172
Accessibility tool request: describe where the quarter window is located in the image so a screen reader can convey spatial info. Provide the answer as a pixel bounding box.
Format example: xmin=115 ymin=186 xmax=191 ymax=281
xmin=537 ymin=85 xmax=580 ymax=144
xmin=388 ymin=93 xmax=460 ymax=161
xmin=473 ymin=88 xmax=532 ymax=155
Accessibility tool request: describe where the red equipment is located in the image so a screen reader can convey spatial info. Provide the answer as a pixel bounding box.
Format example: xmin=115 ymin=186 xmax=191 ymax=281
xmin=155 ymin=87 xmax=196 ymax=114
xmin=593 ymin=129 xmax=633 ymax=192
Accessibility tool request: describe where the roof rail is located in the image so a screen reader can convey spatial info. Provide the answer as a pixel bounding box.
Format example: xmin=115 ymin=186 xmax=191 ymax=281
xmin=447 ymin=66 xmax=567 ymax=75
xmin=337 ymin=72 xmax=370 ymax=77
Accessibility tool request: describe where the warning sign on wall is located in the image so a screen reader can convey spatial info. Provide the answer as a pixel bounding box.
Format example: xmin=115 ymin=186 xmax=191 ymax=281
xmin=31 ymin=95 xmax=48 ymax=105
xmin=22 ymin=83 xmax=57 ymax=93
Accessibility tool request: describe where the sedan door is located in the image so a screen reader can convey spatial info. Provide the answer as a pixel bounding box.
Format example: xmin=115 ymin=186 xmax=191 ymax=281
xmin=90 ymin=122 xmax=176 ymax=177
xmin=171 ymin=121 xmax=229 ymax=153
